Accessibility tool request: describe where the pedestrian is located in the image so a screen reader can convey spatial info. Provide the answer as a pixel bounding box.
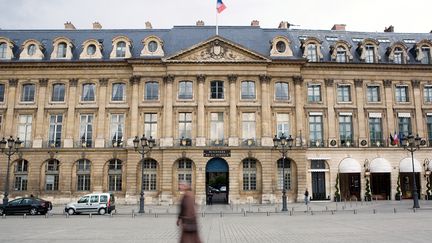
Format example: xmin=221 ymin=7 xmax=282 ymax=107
xmin=207 ymin=191 xmax=213 ymax=205
xmin=304 ymin=188 xmax=309 ymax=205
xmin=177 ymin=181 xmax=202 ymax=243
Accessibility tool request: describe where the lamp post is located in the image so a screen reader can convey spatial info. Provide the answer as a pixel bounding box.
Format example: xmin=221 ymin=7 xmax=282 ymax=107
xmin=273 ymin=133 xmax=293 ymax=211
xmin=400 ymin=133 xmax=421 ymax=208
xmin=0 ymin=136 xmax=22 ymax=205
xmin=133 ymin=135 xmax=155 ymax=213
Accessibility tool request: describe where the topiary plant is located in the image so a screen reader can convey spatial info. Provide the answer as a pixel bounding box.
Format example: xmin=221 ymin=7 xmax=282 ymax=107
xmin=426 ymin=175 xmax=431 ymax=200
xmin=364 ymin=178 xmax=371 ymax=201
xmin=395 ymin=174 xmax=401 ymax=200
xmin=334 ymin=173 xmax=341 ymax=202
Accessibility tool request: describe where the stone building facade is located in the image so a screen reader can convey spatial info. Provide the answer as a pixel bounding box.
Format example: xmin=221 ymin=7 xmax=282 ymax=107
xmin=0 ymin=22 xmax=432 ymax=205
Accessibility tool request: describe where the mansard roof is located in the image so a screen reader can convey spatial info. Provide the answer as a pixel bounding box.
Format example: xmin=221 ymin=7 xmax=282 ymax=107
xmin=0 ymin=25 xmax=431 ymax=63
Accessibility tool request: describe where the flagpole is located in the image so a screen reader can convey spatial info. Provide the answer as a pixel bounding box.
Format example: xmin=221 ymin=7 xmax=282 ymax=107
xmin=216 ymin=2 xmax=219 ymax=35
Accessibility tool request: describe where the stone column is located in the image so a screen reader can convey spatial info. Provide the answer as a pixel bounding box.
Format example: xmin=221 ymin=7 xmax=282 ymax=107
xmin=325 ymin=79 xmax=336 ymax=145
xmin=162 ymin=75 xmax=174 ymax=147
xmin=95 ymin=78 xmax=108 ymax=148
xmin=128 ymin=75 xmax=140 ymax=146
xmin=355 ymin=79 xmax=367 ymax=144
xmin=228 ymin=74 xmax=238 ymax=146
xmin=196 ymin=74 xmax=206 ymax=146
xmin=33 ymin=78 xmax=48 ymax=148
xmin=293 ymin=76 xmax=304 ymax=146
xmin=259 ymin=74 xmax=272 ymax=146
xmin=384 ymin=80 xmax=395 ymax=141
xmin=64 ymin=78 xmax=78 ymax=148
xmin=4 ymin=79 xmax=18 ymax=135
xmin=412 ymin=80 xmax=424 ymax=136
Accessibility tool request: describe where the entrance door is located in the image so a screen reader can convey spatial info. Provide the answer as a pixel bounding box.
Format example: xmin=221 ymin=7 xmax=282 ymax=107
xmin=400 ymin=172 xmax=421 ymax=199
xmin=370 ymin=173 xmax=391 ymax=200
xmin=206 ymin=158 xmax=229 ymax=204
xmin=340 ymin=173 xmax=361 ymax=201
xmin=311 ymin=172 xmax=326 ymax=200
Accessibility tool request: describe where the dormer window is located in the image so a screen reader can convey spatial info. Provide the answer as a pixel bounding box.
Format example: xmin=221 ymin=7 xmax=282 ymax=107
xmin=358 ymin=39 xmax=380 ymax=63
xmin=86 ymin=44 xmax=96 ymax=55
xmin=116 ymin=41 xmax=126 ymax=57
xmin=110 ymin=36 xmax=132 ymax=59
xmin=20 ymin=39 xmax=45 ymax=60
xmin=148 ymin=41 xmax=158 ymax=53
xmin=0 ymin=37 xmax=15 ymax=60
xmin=394 ymin=48 xmax=403 ymax=64
xmin=330 ymin=41 xmax=353 ymax=63
xmin=276 ymin=41 xmax=286 ymax=53
xmin=387 ymin=42 xmax=409 ymax=64
xmin=80 ymin=39 xmax=103 ymax=59
xmin=141 ymin=36 xmax=164 ymax=57
xmin=301 ymin=37 xmax=323 ymax=62
xmin=365 ymin=44 xmax=375 ymax=63
xmin=51 ymin=37 xmax=73 ymax=60
xmin=421 ymin=46 xmax=431 ymax=64
xmin=0 ymin=43 xmax=6 ymax=59
xmin=57 ymin=42 xmax=67 ymax=58
xmin=336 ymin=47 xmax=347 ymax=62
xmin=27 ymin=44 xmax=36 ymax=56
xmin=270 ymin=36 xmax=293 ymax=57
xmin=307 ymin=44 xmax=318 ymax=62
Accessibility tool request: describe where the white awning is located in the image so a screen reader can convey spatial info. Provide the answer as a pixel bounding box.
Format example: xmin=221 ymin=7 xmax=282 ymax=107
xmin=339 ymin=158 xmax=361 ymax=173
xmin=399 ymin=158 xmax=421 ymax=172
xmin=370 ymin=158 xmax=392 ymax=173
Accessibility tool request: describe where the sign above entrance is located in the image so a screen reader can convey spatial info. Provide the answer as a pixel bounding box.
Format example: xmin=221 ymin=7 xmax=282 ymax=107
xmin=203 ymin=150 xmax=231 ymax=157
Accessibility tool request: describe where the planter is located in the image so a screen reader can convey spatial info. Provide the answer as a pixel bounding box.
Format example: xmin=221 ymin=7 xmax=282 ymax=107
xmin=425 ymin=194 xmax=432 ymax=200
xmin=395 ymin=193 xmax=401 ymax=201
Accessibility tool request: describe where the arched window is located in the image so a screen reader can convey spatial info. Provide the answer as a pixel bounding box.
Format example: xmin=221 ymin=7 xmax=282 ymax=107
xmin=277 ymin=158 xmax=291 ymax=190
xmin=27 ymin=44 xmax=36 ymax=56
xmin=143 ymin=159 xmax=157 ymax=191
xmin=307 ymin=44 xmax=318 ymax=62
xmin=108 ymin=159 xmax=122 ymax=191
xmin=0 ymin=42 xmax=7 ymax=59
xmin=241 ymin=81 xmax=255 ymax=99
xmin=116 ymin=41 xmax=126 ymax=57
xmin=45 ymin=159 xmax=59 ymax=191
xmin=336 ymin=47 xmax=347 ymax=63
xmin=393 ymin=47 xmax=404 ymax=64
xmin=14 ymin=159 xmax=29 ymax=191
xmin=177 ymin=158 xmax=192 ymax=188
xmin=242 ymin=158 xmax=257 ymax=191
xmin=77 ymin=159 xmax=91 ymax=191
xmin=57 ymin=42 xmax=67 ymax=58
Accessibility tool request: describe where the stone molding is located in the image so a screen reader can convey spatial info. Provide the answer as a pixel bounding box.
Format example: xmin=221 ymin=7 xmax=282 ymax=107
xmin=69 ymin=78 xmax=79 ymax=87
xmin=8 ymin=78 xmax=18 ymax=87
xmin=412 ymin=79 xmax=421 ymax=88
xmin=129 ymin=75 xmax=141 ymax=85
xmin=354 ymin=79 xmax=363 ymax=87
xmin=99 ymin=78 xmax=109 ymax=86
xmin=228 ymin=74 xmax=238 ymax=83
xmin=293 ymin=76 xmax=303 ymax=85
xmin=383 ymin=79 xmax=392 ymax=88
xmin=259 ymin=74 xmax=271 ymax=84
xmin=324 ymin=78 xmax=334 ymax=87
xmin=196 ymin=74 xmax=206 ymax=83
xmin=39 ymin=78 xmax=48 ymax=87
xmin=163 ymin=75 xmax=175 ymax=84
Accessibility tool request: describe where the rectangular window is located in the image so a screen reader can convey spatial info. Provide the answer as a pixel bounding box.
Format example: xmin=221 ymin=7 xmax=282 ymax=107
xmin=395 ymin=86 xmax=409 ymax=102
xmin=367 ymin=86 xmax=380 ymax=102
xmin=241 ymin=81 xmax=256 ymax=99
xmin=110 ymin=114 xmax=124 ymax=145
xmin=309 ymin=115 xmax=323 ymax=147
xmin=45 ymin=174 xmax=59 ymax=191
xmin=365 ymin=45 xmax=375 ymax=63
xmin=109 ymin=174 xmax=122 ymax=191
xmin=369 ymin=117 xmax=383 ymax=147
xmin=277 ymin=160 xmax=291 ymax=190
xmin=179 ymin=112 xmax=192 ymax=139
xmin=143 ymin=173 xmax=157 ymax=191
xmin=14 ymin=176 xmax=28 ymax=191
xmin=0 ymin=83 xmax=5 ymax=102
xmin=398 ymin=117 xmax=412 ymax=136
xmin=80 ymin=114 xmax=93 ymax=147
xmin=307 ymin=44 xmax=317 ymax=62
xmin=276 ymin=113 xmax=289 ymax=138
xmin=394 ymin=49 xmax=403 ymax=64
xmin=18 ymin=115 xmax=32 ymax=148
xmin=307 ymin=84 xmax=321 ymax=102
xmin=339 ymin=115 xmax=353 ymax=146
xmin=144 ymin=113 xmax=158 ymax=138
xmin=48 ymin=114 xmax=63 ymax=147
xmin=336 ymin=47 xmax=347 ymax=63
xmin=424 ymin=86 xmax=432 ymax=103
xmin=21 ymin=84 xmax=35 ymax=102
xmin=77 ymin=175 xmax=91 ymax=191
xmin=144 ymin=81 xmax=159 ymax=100
xmin=421 ymin=47 xmax=431 ymax=64
xmin=337 ymin=85 xmax=351 ymax=102
xmin=243 ymin=160 xmax=257 ymax=191
xmin=210 ymin=112 xmax=224 ymax=145
xmin=275 ymin=82 xmax=289 ymax=100
xmin=427 ymin=116 xmax=432 ymax=145
xmin=112 ymin=83 xmax=125 ymax=101
xmin=210 ymin=81 xmax=224 ymax=99
xmin=178 ymin=81 xmax=193 ymax=99
xmin=51 ymin=84 xmax=65 ymax=102
xmin=242 ymin=113 xmax=256 ymax=141
xmin=82 ymin=83 xmax=95 ymax=102
xmin=57 ymin=43 xmax=67 ymax=58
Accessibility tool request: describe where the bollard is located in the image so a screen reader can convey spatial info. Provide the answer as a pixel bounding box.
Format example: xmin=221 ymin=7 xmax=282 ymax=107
xmin=311 ymin=211 xmax=314 ymax=215
xmin=289 ymin=211 xmax=292 ymax=216
xmin=110 ymin=212 xmax=113 ymax=218
xmin=220 ymin=211 xmax=223 ymax=217
xmin=373 ymin=209 xmax=376 ymax=214
xmin=267 ymin=211 xmax=269 ymax=216
xmin=354 ymin=210 xmax=357 ymax=214
xmin=89 ymin=213 xmax=92 ymax=218
xmin=2 ymin=214 xmax=6 ymax=219
xmin=202 ymin=212 xmax=205 ymax=218
xmin=23 ymin=214 xmax=27 ymax=219
xmin=275 ymin=207 xmax=277 ymax=213
xmin=331 ymin=210 xmax=334 ymax=215
xmin=325 ymin=206 xmax=328 ymax=211
xmin=45 ymin=214 xmax=48 ymax=218
xmin=342 ymin=205 xmax=345 ymax=210
xmin=413 ymin=208 xmax=416 ymax=213
xmin=394 ymin=208 xmax=397 ymax=214
xmin=65 ymin=213 xmax=69 ymax=218
xmin=243 ymin=211 xmax=247 ymax=217
xmin=132 ymin=210 xmax=135 ymax=218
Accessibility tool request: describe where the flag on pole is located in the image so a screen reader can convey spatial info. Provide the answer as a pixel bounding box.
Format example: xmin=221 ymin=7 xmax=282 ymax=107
xmin=217 ymin=0 xmax=227 ymax=13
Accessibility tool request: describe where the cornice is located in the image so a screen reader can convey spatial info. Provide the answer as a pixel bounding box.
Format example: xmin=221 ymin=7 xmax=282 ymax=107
xmin=0 ymin=60 xmax=130 ymax=70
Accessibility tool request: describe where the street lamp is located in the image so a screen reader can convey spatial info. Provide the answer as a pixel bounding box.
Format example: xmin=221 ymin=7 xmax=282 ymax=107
xmin=400 ymin=133 xmax=421 ymax=208
xmin=133 ymin=135 xmax=155 ymax=213
xmin=0 ymin=136 xmax=22 ymax=205
xmin=273 ymin=133 xmax=294 ymax=211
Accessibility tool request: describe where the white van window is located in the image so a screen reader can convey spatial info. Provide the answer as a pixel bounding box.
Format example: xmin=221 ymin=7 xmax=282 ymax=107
xmin=78 ymin=196 xmax=89 ymax=203
xmin=90 ymin=195 xmax=99 ymax=203
xmin=100 ymin=195 xmax=108 ymax=203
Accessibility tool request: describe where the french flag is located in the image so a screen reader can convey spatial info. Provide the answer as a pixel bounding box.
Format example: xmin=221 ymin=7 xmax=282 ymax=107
xmin=217 ymin=0 xmax=227 ymax=13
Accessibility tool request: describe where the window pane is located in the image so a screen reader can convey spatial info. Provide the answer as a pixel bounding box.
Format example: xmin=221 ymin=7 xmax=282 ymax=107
xmin=21 ymin=84 xmax=35 ymax=102
xmin=241 ymin=81 xmax=255 ymax=99
xmin=52 ymin=84 xmax=65 ymax=102
xmin=145 ymin=82 xmax=159 ymax=100
xmin=112 ymin=83 xmax=125 ymax=101
xmin=82 ymin=84 xmax=95 ymax=101
xmin=275 ymin=82 xmax=289 ymax=100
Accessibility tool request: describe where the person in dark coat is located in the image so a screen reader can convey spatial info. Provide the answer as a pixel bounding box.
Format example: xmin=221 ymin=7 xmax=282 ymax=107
xmin=177 ymin=181 xmax=202 ymax=243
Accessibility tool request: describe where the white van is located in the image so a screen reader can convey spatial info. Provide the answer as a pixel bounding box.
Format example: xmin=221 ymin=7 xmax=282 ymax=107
xmin=65 ymin=193 xmax=115 ymax=215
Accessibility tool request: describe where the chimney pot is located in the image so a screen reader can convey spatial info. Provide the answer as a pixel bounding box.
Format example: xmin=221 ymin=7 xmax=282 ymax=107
xmin=384 ymin=25 xmax=394 ymax=32
xmin=196 ymin=20 xmax=205 ymax=26
xmin=92 ymin=22 xmax=102 ymax=30
xmin=251 ymin=20 xmax=260 ymax=27
xmin=64 ymin=21 xmax=76 ymax=30
xmin=145 ymin=21 xmax=152 ymax=29
xmin=331 ymin=24 xmax=346 ymax=31
xmin=278 ymin=21 xmax=289 ymax=29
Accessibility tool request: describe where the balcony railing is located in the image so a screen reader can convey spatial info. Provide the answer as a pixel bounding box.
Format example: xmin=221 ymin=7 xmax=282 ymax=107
xmin=42 ymin=140 xmax=62 ymax=148
xmin=207 ymin=139 xmax=228 ymax=146
xmin=74 ymin=140 xmax=93 ymax=148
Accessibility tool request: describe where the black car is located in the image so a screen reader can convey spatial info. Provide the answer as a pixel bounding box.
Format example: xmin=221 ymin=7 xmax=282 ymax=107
xmin=0 ymin=197 xmax=52 ymax=215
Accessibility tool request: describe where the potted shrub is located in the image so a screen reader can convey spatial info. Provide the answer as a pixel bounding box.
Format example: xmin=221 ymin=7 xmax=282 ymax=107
xmin=395 ymin=174 xmax=401 ymax=200
xmin=334 ymin=173 xmax=341 ymax=202
xmin=425 ymin=175 xmax=432 ymax=200
xmin=364 ymin=178 xmax=371 ymax=201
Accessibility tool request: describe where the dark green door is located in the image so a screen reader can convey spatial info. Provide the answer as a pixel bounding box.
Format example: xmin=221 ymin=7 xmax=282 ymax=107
xmin=312 ymin=172 xmax=326 ymax=200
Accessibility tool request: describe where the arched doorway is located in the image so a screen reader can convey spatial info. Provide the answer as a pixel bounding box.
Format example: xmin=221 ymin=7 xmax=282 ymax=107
xmin=338 ymin=158 xmax=361 ymax=201
xmin=369 ymin=158 xmax=391 ymax=200
xmin=399 ymin=158 xmax=421 ymax=199
xmin=206 ymin=158 xmax=229 ymax=204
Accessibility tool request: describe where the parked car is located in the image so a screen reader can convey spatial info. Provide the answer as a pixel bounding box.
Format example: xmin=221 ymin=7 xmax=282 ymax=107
xmin=208 ymin=186 xmax=219 ymax=193
xmin=65 ymin=193 xmax=115 ymax=215
xmin=219 ymin=186 xmax=227 ymax=192
xmin=0 ymin=197 xmax=52 ymax=215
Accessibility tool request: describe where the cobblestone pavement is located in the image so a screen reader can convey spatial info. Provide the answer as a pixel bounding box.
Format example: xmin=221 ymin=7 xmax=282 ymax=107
xmin=1 ymin=200 xmax=432 ymax=242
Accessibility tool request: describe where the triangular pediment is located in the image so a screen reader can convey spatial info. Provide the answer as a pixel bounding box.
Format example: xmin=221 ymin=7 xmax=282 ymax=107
xmin=164 ymin=36 xmax=270 ymax=63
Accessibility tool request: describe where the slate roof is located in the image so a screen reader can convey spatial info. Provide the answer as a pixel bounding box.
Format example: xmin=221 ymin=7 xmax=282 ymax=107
xmin=0 ymin=25 xmax=431 ymax=63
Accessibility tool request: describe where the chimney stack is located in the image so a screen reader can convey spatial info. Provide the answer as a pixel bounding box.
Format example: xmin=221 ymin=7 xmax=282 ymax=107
xmin=251 ymin=20 xmax=260 ymax=27
xmin=384 ymin=25 xmax=394 ymax=32
xmin=331 ymin=24 xmax=346 ymax=31
xmin=64 ymin=21 xmax=76 ymax=30
xmin=196 ymin=20 xmax=205 ymax=26
xmin=278 ymin=21 xmax=289 ymax=29
xmin=92 ymin=22 xmax=102 ymax=30
xmin=145 ymin=21 xmax=152 ymax=29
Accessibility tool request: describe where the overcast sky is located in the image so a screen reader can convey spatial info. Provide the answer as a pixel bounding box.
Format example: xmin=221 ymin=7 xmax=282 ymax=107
xmin=1 ymin=0 xmax=431 ymax=33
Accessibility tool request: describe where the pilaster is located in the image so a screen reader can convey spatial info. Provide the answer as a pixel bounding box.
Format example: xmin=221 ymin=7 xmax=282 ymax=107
xmin=228 ymin=74 xmax=238 ymax=146
xmin=33 ymin=78 xmax=49 ymax=148
xmin=259 ymin=74 xmax=273 ymax=146
xmin=384 ymin=80 xmax=395 ymax=137
xmin=64 ymin=78 xmax=78 ymax=148
xmin=128 ymin=75 xmax=141 ymax=147
xmin=95 ymin=78 xmax=108 ymax=148
xmin=162 ymin=75 xmax=174 ymax=147
xmin=196 ymin=74 xmax=206 ymax=146
xmin=412 ymin=80 xmax=424 ymax=136
xmin=4 ymin=79 xmax=18 ymax=134
xmin=354 ymin=79 xmax=367 ymax=144
xmin=293 ymin=76 xmax=304 ymax=146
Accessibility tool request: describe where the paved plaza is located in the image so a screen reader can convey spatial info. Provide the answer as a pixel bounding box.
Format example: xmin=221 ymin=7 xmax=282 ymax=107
xmin=1 ymin=200 xmax=432 ymax=242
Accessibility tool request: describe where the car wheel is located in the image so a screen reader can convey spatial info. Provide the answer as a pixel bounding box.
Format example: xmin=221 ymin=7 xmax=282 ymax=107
xmin=98 ymin=208 xmax=106 ymax=215
xmin=67 ymin=208 xmax=75 ymax=215
xmin=29 ymin=207 xmax=38 ymax=215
